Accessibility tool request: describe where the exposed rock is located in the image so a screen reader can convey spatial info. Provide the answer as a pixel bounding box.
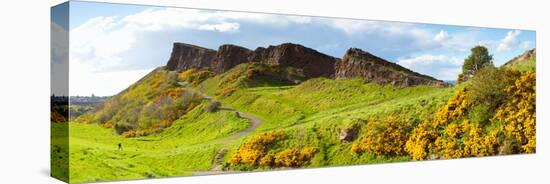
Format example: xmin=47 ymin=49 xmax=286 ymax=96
xmin=503 ymin=48 xmax=536 ymax=66
xmin=335 ymin=48 xmax=449 ymax=87
xmin=165 ymin=43 xmax=217 ymax=72
xmin=165 ymin=42 xmax=450 ymax=88
xmin=250 ymin=43 xmax=340 ymax=78
xmin=212 ymin=44 xmax=252 ymax=73
xmin=339 ymin=124 xmax=360 ymax=142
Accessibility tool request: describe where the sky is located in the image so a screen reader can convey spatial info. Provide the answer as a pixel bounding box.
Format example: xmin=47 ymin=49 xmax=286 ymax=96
xmin=51 ymin=1 xmax=536 ymax=96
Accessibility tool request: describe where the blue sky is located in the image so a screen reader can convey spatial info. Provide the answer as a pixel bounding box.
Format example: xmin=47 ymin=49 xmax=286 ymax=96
xmin=52 ymin=1 xmax=536 ymax=96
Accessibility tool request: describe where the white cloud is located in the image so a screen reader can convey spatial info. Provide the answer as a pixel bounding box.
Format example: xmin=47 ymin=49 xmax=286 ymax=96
xmin=69 ymin=8 xmax=315 ymax=96
xmin=497 ymin=30 xmax=521 ymax=51
xmin=434 ymin=30 xmax=450 ymax=42
xmin=324 ymin=19 xmax=441 ymax=52
xmin=197 ymin=22 xmax=240 ymax=32
xmin=397 ymin=54 xmax=462 ymax=80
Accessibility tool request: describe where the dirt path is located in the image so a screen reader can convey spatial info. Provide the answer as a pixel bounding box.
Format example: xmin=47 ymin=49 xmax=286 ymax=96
xmin=190 ymin=88 xmax=262 ymax=138
xmin=183 ymin=88 xmax=263 ymax=174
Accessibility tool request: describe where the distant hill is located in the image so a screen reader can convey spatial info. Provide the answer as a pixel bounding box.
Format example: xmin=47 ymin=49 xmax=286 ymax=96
xmin=165 ymin=42 xmax=449 ymax=87
xmin=503 ymin=48 xmax=536 ymax=72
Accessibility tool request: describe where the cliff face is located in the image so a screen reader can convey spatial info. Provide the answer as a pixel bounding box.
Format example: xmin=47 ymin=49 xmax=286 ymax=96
xmin=335 ymin=48 xmax=449 ymax=87
xmin=249 ymin=43 xmax=340 ymax=78
xmin=165 ymin=42 xmax=449 ymax=87
xmin=165 ymin=43 xmax=217 ymax=72
xmin=211 ymin=44 xmax=252 ymax=73
xmin=166 ymin=42 xmax=338 ymax=78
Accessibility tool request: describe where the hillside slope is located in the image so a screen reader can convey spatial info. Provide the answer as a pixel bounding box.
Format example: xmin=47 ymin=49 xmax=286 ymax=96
xmin=67 ymin=44 xmax=536 ymax=182
xmin=503 ymin=48 xmax=536 ymax=71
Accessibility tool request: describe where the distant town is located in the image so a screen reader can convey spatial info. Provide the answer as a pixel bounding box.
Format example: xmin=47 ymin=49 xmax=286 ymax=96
xmin=51 ymin=94 xmax=110 ymax=106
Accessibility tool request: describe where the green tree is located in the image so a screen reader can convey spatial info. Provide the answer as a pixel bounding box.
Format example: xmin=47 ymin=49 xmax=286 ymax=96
xmin=458 ymin=46 xmax=494 ymax=83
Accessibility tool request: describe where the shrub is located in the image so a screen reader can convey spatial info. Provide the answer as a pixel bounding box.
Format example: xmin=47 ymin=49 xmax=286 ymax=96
xmin=352 ymin=116 xmax=410 ymax=156
xmin=178 ymin=68 xmax=197 ymax=80
xmin=259 ymin=153 xmax=275 ymax=167
xmin=405 ymin=121 xmax=437 ymax=160
xmin=461 ymin=120 xmax=499 ymax=157
xmin=466 ymin=67 xmax=520 ymax=110
xmin=122 ymin=130 xmax=149 ymax=137
xmin=494 ymin=72 xmax=536 ymax=153
xmin=205 ymin=101 xmax=221 ymax=113
xmin=165 ymin=88 xmax=184 ymax=99
xmin=114 ymin=123 xmax=134 ymax=135
xmin=406 ymin=88 xmax=470 ymax=160
xmin=406 ymin=71 xmax=536 ymax=160
xmin=274 ymin=147 xmax=318 ymax=167
xmin=230 ymin=131 xmax=286 ymax=166
xmin=433 ymin=88 xmax=470 ymax=127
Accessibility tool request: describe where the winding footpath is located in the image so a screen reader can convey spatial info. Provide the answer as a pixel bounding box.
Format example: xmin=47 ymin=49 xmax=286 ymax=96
xmin=184 ymin=88 xmax=263 ymax=175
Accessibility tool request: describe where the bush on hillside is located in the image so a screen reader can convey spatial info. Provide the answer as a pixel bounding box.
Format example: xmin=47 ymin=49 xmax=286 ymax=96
xmin=80 ymin=69 xmax=204 ymax=137
xmin=351 ymin=116 xmax=411 ymax=156
xmin=494 ymin=71 xmax=536 ymax=153
xmin=205 ymin=100 xmax=221 ymax=113
xmin=230 ymin=131 xmax=286 ymax=166
xmin=466 ymin=67 xmax=521 ymax=111
xmin=406 ymin=71 xmax=536 ymax=160
xmin=406 ymin=88 xmax=470 ymax=160
xmin=274 ymin=147 xmax=318 ymax=167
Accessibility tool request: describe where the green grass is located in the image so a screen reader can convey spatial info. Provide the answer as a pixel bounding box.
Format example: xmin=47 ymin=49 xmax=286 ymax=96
xmin=205 ymin=76 xmax=456 ymax=167
xmin=66 ymin=102 xmax=250 ymax=183
xmin=503 ymin=58 xmax=536 ymax=72
xmin=64 ymin=64 xmax=459 ymax=182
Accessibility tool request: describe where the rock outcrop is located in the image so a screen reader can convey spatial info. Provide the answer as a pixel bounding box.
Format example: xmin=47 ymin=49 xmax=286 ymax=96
xmin=166 ymin=42 xmax=339 ymax=78
xmin=165 ymin=43 xmax=216 ymax=72
xmin=211 ymin=44 xmax=252 ymax=73
xmin=165 ymin=42 xmax=450 ymax=87
xmin=249 ymin=43 xmax=340 ymax=78
xmin=335 ymin=48 xmax=449 ymax=87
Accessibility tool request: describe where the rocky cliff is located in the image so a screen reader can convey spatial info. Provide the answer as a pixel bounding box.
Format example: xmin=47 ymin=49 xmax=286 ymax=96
xmin=165 ymin=43 xmax=217 ymax=72
xmin=166 ymin=42 xmax=338 ymax=78
xmin=249 ymin=43 xmax=339 ymax=78
xmin=165 ymin=42 xmax=449 ymax=87
xmin=335 ymin=48 xmax=449 ymax=87
xmin=211 ymin=44 xmax=252 ymax=73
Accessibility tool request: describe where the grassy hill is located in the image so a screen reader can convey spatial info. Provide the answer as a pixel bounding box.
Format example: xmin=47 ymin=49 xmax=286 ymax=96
xmin=503 ymin=48 xmax=536 ymax=72
xmin=64 ymin=53 xmax=536 ymax=182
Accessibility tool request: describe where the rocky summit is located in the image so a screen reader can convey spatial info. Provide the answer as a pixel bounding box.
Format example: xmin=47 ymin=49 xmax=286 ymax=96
xmin=165 ymin=42 xmax=449 ymax=87
xmin=335 ymin=48 xmax=449 ymax=87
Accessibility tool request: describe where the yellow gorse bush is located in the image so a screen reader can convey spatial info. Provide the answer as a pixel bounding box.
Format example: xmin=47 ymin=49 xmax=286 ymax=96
xmin=406 ymin=88 xmax=470 ymax=160
xmin=274 ymin=147 xmax=318 ymax=167
xmin=230 ymin=131 xmax=286 ymax=166
xmin=352 ymin=116 xmax=410 ymax=156
xmin=406 ymin=70 xmax=536 ymax=160
xmin=433 ymin=88 xmax=470 ymax=128
xmin=494 ymin=72 xmax=536 ymax=153
xmin=404 ymin=121 xmax=437 ymax=160
xmin=178 ymin=68 xmax=197 ymax=80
